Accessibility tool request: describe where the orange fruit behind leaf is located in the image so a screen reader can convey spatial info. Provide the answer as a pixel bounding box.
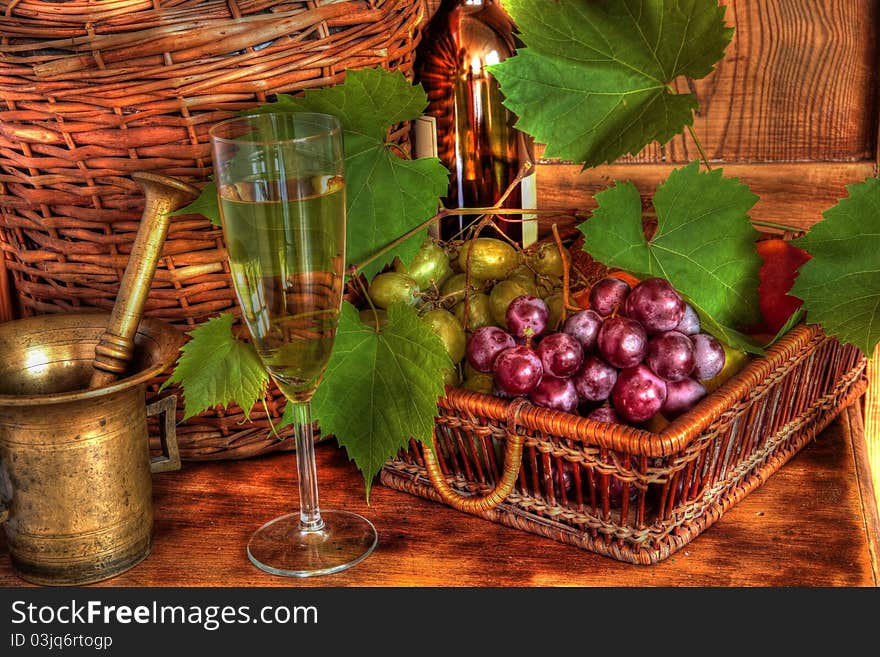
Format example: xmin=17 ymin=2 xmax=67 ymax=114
xmin=607 ymin=269 xmax=641 ymax=288
xmin=574 ymin=270 xmax=641 ymax=311
xmin=753 ymin=238 xmax=811 ymax=334
xmin=571 ymin=288 xmax=592 ymax=310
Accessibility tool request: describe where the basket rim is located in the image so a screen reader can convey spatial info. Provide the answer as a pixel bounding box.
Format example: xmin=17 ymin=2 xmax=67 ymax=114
xmin=440 ymin=322 xmax=833 ymax=458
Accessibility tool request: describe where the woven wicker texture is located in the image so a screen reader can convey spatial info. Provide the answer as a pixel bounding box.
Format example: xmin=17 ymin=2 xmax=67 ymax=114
xmin=383 ymin=324 xmax=867 ymax=563
xmin=0 ymin=0 xmax=427 ymax=459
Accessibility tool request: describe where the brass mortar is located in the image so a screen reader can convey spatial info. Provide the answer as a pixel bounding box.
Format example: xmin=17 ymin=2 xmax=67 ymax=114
xmin=0 ymin=172 xmax=198 ymax=585
xmin=0 ymin=314 xmax=182 ymax=585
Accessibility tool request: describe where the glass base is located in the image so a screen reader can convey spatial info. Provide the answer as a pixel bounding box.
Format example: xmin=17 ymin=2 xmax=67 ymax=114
xmin=247 ymin=510 xmax=377 ymax=578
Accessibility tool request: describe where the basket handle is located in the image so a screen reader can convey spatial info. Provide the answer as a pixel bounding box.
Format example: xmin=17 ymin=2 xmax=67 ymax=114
xmin=421 ymin=398 xmax=528 ymax=514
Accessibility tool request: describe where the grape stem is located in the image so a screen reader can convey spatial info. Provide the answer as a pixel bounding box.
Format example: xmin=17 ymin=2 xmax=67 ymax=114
xmin=668 ymin=79 xmax=712 ymax=171
xmin=386 ymin=141 xmax=411 ymax=161
xmin=462 ymin=232 xmax=477 ymax=331
xmin=348 ymin=194 xmax=571 ymax=279
xmin=679 ymin=109 xmax=801 ymax=235
xmin=749 ymin=219 xmax=804 ymax=235
xmin=551 ymin=223 xmax=573 ymax=327
xmin=450 ymin=207 xmax=574 ymax=217
xmin=262 ymin=396 xmax=283 ymax=440
xmin=686 ymin=123 xmax=712 ymax=171
xmin=352 ymin=158 xmax=582 ymax=275
xmin=496 ymin=160 xmax=535 ymax=207
xmin=354 ymin=275 xmax=381 ymax=331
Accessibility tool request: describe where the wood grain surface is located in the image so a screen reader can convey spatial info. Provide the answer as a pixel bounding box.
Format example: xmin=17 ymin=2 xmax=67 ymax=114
xmin=646 ymin=0 xmax=878 ymax=163
xmin=536 ymin=161 xmax=874 ymax=230
xmin=1 ymin=406 xmax=875 ymax=588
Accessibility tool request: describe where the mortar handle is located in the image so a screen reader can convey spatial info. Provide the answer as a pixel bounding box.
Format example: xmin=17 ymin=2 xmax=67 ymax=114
xmin=90 ymin=173 xmax=199 ymax=389
xmin=148 ymin=395 xmax=181 ymax=474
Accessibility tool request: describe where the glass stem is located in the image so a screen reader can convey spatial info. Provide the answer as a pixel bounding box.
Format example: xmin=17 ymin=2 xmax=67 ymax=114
xmin=289 ymin=401 xmax=324 ymax=532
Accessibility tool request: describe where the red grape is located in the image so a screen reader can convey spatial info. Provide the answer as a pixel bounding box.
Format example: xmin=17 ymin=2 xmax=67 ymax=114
xmin=506 ymin=295 xmax=549 ymax=340
xmin=646 ymin=330 xmax=695 ymax=382
xmin=587 ymin=405 xmax=619 ymax=424
xmin=674 ymin=304 xmax=701 ymax=335
xmin=611 ymin=364 xmax=668 ymax=423
xmin=690 ymin=333 xmax=726 ymax=380
xmin=624 ymin=278 xmax=686 ymax=334
xmin=589 ymin=277 xmax=631 ymax=316
xmin=493 ymin=345 xmax=544 ymax=396
xmin=537 ymin=332 xmax=584 ymax=378
xmin=597 ymin=316 xmax=647 ymax=369
xmin=492 ymin=382 xmax=515 ymax=399
xmin=466 ymin=326 xmax=516 ymax=373
xmin=562 ymin=309 xmax=603 ymax=351
xmin=662 ymin=378 xmax=707 ymax=418
xmin=529 ymin=376 xmax=578 ymax=413
xmin=573 ymin=355 xmax=617 ymax=402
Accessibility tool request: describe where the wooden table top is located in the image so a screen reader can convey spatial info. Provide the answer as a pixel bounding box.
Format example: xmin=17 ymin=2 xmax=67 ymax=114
xmin=2 ymin=405 xmax=877 ymax=588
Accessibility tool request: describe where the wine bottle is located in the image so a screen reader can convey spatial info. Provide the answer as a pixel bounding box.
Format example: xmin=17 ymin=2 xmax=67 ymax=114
xmin=414 ymin=0 xmax=536 ymax=246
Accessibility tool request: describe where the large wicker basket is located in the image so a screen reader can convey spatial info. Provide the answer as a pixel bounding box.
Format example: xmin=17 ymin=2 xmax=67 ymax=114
xmin=0 ymin=0 xmax=427 ymax=460
xmin=382 ymin=281 xmax=868 ymax=563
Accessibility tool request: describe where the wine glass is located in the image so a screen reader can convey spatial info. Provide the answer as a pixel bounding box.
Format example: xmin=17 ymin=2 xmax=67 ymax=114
xmin=209 ymin=112 xmax=377 ymax=577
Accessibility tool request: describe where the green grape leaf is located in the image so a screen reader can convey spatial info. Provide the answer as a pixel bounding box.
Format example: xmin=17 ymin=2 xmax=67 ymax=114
xmin=271 ymin=68 xmax=430 ymax=142
xmin=579 ymin=162 xmax=765 ymax=354
xmin=791 ymin=177 xmax=880 ymax=358
xmin=767 ymin=307 xmax=807 ymax=347
xmin=169 ymin=69 xmax=448 ymax=278
xmin=172 ymin=180 xmax=220 ymax=226
xmin=492 ymin=0 xmax=733 ymax=166
xmin=258 ymin=68 xmax=449 ymax=279
xmin=311 ymin=301 xmax=452 ymax=499
xmin=161 ymin=313 xmax=269 ymax=420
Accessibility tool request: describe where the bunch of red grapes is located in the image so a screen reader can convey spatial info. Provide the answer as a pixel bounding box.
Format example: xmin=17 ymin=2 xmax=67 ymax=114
xmin=465 ymin=276 xmax=726 ymax=426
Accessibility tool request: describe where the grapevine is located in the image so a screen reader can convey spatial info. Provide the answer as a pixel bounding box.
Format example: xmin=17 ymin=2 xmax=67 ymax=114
xmin=165 ymin=0 xmax=880 ymax=494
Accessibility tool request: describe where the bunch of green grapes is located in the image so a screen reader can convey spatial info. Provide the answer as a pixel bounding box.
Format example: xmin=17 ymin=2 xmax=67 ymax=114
xmin=359 ymin=236 xmax=568 ymax=388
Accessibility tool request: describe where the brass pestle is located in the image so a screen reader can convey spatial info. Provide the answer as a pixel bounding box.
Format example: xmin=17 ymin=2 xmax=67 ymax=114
xmin=89 ymin=172 xmax=200 ymax=388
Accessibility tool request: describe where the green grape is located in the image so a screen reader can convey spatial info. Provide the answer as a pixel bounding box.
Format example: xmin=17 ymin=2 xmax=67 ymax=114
xmin=422 ymin=308 xmax=467 ymax=363
xmin=358 ymin=308 xmax=389 ymax=331
xmin=396 ymin=238 xmax=452 ymax=289
xmin=440 ymin=272 xmax=479 ymax=305
xmin=452 ymin=293 xmax=495 ymax=331
xmin=463 ymin=361 xmax=481 ymax=380
xmin=544 ymin=292 xmax=564 ymax=331
xmin=507 ymin=264 xmax=536 ymax=286
xmin=462 ymin=372 xmax=494 ymax=395
xmin=537 ymin=275 xmax=563 ymax=299
xmin=457 ymin=238 xmax=519 ymax=281
xmin=528 ymin=242 xmax=567 ymax=277
xmin=443 ymin=367 xmax=461 ymax=387
xmin=368 ymin=272 xmax=420 ymax=309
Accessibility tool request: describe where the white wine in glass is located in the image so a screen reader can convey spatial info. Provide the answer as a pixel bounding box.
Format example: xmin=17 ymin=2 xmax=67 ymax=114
xmin=210 ymin=112 xmax=377 ymax=577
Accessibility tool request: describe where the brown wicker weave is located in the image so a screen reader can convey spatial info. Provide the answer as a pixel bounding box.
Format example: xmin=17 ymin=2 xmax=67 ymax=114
xmin=0 ymin=0 xmax=427 ymax=460
xmin=382 ymin=325 xmax=867 ymax=564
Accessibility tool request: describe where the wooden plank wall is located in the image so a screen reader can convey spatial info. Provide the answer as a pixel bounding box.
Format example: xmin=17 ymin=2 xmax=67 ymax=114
xmin=535 ymin=0 xmax=879 ymax=230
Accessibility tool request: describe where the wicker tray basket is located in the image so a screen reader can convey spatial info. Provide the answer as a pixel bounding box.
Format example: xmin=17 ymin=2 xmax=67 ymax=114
xmin=382 ymin=318 xmax=867 ymax=564
xmin=0 ymin=0 xmax=427 ymax=460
